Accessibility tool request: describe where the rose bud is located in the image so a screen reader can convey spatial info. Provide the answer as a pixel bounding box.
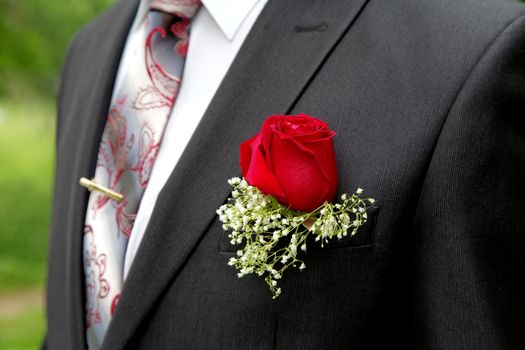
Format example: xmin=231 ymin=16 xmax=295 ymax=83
xmin=240 ymin=113 xmax=338 ymax=212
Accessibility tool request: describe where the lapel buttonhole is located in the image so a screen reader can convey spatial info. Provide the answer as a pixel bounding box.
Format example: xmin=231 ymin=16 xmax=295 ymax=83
xmin=294 ymin=22 xmax=328 ymax=33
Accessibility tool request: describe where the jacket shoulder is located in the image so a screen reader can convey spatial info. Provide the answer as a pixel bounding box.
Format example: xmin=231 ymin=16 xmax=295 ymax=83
xmin=69 ymin=0 xmax=139 ymax=54
xmin=386 ymin=0 xmax=525 ymax=42
xmin=424 ymin=0 xmax=525 ymax=31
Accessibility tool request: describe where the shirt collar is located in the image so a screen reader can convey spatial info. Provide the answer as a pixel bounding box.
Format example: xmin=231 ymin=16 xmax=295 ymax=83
xmin=136 ymin=0 xmax=259 ymax=40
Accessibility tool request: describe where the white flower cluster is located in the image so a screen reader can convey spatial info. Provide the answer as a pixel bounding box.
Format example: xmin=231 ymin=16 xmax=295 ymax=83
xmin=216 ymin=177 xmax=374 ymax=298
xmin=310 ymin=190 xmax=374 ymax=247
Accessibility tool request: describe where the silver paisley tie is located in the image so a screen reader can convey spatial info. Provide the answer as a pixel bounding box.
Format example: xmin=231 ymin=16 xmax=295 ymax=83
xmin=82 ymin=0 xmax=201 ymax=347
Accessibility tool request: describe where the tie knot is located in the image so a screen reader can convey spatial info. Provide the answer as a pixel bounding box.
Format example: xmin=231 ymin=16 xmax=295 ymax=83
xmin=150 ymin=0 xmax=202 ymax=19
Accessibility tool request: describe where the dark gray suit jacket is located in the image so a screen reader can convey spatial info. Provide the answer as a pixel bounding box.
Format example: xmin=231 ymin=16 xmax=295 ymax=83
xmin=45 ymin=0 xmax=525 ymax=348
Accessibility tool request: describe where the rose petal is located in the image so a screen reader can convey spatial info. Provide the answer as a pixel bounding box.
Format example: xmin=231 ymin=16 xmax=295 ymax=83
xmin=304 ymin=139 xmax=338 ymax=202
xmin=272 ymin=114 xmax=335 ymax=142
xmin=240 ymin=133 xmax=258 ymax=176
xmin=243 ymin=134 xmax=286 ymax=202
xmin=269 ymin=133 xmax=333 ymax=212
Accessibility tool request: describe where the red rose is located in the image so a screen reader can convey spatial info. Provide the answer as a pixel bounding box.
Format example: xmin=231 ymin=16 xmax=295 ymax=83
xmin=240 ymin=114 xmax=338 ymax=212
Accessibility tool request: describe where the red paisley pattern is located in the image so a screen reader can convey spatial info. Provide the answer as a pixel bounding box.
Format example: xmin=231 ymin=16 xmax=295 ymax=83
xmin=114 ymin=199 xmax=136 ymax=238
xmin=134 ymin=26 xmax=181 ymax=110
xmin=171 ymin=18 xmax=190 ymax=56
xmin=84 ymin=225 xmax=110 ymax=328
xmin=131 ymin=122 xmax=161 ymax=188
xmin=93 ymin=107 xmax=132 ymax=214
xmin=110 ymin=294 xmax=120 ymax=316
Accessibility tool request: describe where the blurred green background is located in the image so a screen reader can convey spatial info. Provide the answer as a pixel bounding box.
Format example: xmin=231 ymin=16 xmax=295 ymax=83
xmin=0 ymin=0 xmax=113 ymax=348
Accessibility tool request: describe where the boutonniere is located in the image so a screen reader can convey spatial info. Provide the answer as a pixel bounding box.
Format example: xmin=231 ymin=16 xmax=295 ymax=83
xmin=217 ymin=114 xmax=375 ymax=298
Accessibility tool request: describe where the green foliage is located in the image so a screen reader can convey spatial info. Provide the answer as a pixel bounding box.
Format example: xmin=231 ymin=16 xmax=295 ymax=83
xmin=0 ymin=305 xmax=45 ymax=349
xmin=0 ymin=0 xmax=114 ymax=99
xmin=0 ymin=98 xmax=55 ymax=293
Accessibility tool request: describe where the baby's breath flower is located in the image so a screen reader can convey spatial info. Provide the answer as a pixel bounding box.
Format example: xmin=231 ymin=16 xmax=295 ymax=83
xmin=218 ymin=177 xmax=373 ymax=298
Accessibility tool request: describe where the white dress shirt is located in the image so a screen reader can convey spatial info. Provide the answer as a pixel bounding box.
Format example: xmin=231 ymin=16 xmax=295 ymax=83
xmin=121 ymin=0 xmax=267 ymax=278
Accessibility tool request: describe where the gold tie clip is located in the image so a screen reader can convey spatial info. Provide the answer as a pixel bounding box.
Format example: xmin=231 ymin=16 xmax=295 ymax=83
xmin=79 ymin=177 xmax=124 ymax=202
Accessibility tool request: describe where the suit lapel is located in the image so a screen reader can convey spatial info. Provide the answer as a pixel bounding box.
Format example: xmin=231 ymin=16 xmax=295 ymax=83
xmin=103 ymin=0 xmax=370 ymax=348
xmin=57 ymin=0 xmax=139 ymax=347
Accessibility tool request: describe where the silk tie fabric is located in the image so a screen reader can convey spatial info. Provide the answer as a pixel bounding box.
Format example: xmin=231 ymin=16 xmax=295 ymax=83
xmin=82 ymin=1 xmax=201 ymax=348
